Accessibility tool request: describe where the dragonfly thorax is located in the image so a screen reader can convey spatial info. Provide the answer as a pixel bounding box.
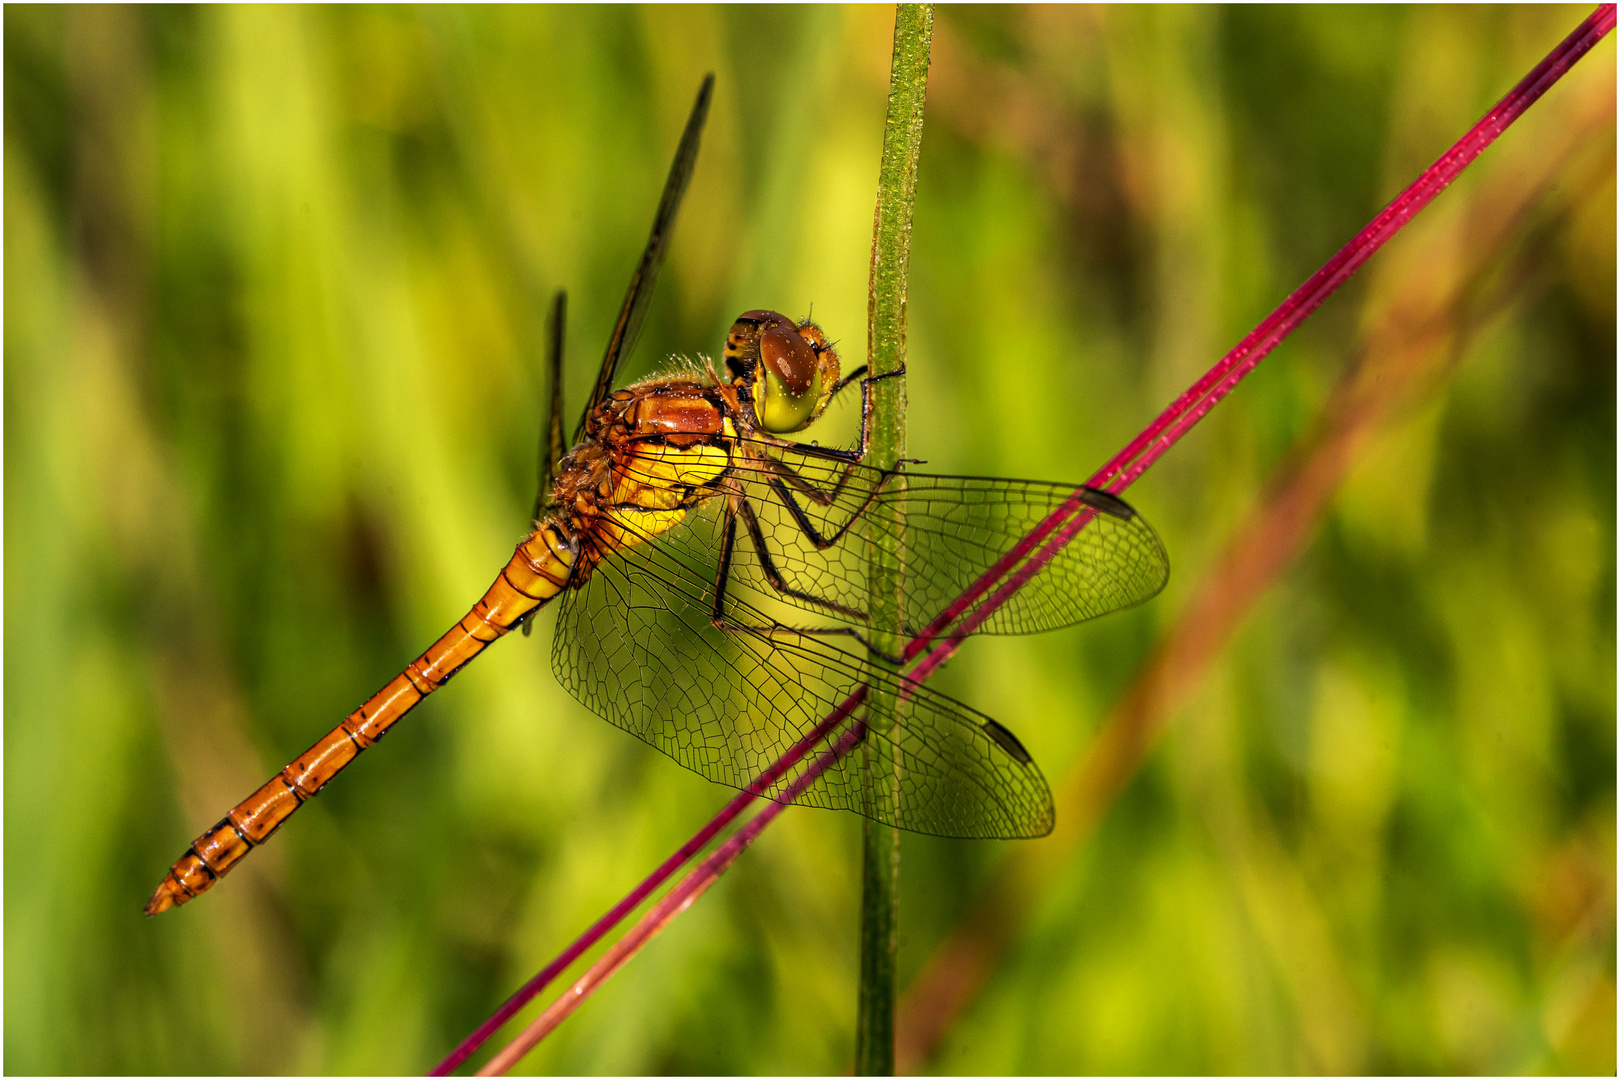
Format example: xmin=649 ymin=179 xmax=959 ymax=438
xmin=545 ymin=378 xmax=741 ymax=572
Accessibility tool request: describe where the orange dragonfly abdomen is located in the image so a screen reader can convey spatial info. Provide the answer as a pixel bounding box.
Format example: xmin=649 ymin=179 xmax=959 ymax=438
xmin=144 ymin=523 xmax=577 ymax=915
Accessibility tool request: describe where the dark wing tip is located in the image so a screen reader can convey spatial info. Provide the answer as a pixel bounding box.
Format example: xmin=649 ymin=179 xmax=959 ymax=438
xmin=1079 ymin=485 xmax=1136 ymax=520
xmin=570 ymin=74 xmax=716 ymax=443
xmin=683 ymin=74 xmax=715 ymax=150
xmin=982 ymin=717 xmax=1034 ymax=765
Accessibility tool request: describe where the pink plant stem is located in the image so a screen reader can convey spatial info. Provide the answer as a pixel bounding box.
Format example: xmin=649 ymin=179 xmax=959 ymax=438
xmin=475 ymin=722 xmax=871 ymax=1077
xmin=435 ymin=8 xmax=1613 ymax=1071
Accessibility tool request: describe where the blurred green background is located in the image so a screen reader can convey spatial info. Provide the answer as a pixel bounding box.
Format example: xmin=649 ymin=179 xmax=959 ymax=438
xmin=5 ymin=5 xmax=1613 ymax=1074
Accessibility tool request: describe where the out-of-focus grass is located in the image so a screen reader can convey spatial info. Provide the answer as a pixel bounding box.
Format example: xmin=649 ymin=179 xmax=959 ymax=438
xmin=4 ymin=6 xmax=1612 ymax=1074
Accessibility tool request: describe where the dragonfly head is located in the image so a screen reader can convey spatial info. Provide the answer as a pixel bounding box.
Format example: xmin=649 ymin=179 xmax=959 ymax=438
xmin=724 ymin=310 xmax=840 ymax=433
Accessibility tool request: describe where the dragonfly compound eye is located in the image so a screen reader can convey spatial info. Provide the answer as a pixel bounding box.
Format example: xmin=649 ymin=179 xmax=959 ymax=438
xmin=760 ymin=325 xmax=816 ymax=395
xmin=724 ymin=309 xmax=795 ymax=383
xmin=756 ymin=324 xmax=826 ymax=433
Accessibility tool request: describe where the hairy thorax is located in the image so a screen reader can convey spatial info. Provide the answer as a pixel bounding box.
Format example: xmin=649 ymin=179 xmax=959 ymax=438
xmin=549 ymin=376 xmax=744 ymax=575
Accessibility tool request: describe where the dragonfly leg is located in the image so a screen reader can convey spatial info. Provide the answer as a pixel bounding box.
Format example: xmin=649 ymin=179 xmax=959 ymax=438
xmin=827 ymin=364 xmax=868 ymax=400
xmin=708 ymin=505 xmax=804 ymax=635
xmin=708 ymin=506 xmax=795 ymax=631
xmin=708 ymin=502 xmax=907 ymax=665
xmin=736 ymin=497 xmax=866 ymax=621
xmin=738 ymin=369 xmax=913 ymax=563
xmin=756 ymin=363 xmax=905 ymax=466
xmin=757 ymin=449 xmax=878 ymax=513
xmin=739 ymin=367 xmax=908 ymax=553
xmin=759 ymin=472 xmax=878 ymax=550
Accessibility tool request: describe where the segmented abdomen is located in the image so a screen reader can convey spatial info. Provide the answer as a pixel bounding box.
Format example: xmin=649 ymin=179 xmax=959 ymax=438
xmin=144 ymin=524 xmax=576 ymax=915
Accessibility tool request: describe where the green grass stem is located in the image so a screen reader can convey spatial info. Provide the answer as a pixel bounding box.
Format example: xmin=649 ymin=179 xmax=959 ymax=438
xmin=855 ymin=5 xmax=933 ymax=1075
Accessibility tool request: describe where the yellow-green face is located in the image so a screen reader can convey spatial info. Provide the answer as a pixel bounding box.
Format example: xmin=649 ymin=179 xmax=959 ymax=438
xmin=724 ymin=310 xmax=841 ymax=433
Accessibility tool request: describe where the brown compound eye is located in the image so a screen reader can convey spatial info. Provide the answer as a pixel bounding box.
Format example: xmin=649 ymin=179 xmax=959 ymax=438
xmin=759 ymin=324 xmax=817 ymax=396
xmin=726 ymin=310 xmax=798 ymax=382
xmin=737 ymin=308 xmax=794 ymax=330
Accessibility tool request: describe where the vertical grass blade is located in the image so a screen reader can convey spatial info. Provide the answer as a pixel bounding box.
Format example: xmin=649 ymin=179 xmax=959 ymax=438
xmin=857 ymin=5 xmax=933 ymax=1075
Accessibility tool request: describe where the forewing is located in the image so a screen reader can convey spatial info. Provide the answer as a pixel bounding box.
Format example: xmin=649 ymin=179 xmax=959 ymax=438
xmin=713 ymin=440 xmax=1170 ymax=638
xmin=550 ymin=502 xmax=1054 ymax=839
xmin=532 ymin=290 xmax=568 ymax=523
xmin=572 ymin=75 xmax=714 ymax=442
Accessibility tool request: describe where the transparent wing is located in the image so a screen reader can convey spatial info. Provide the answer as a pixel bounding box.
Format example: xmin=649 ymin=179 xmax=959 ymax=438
xmin=533 ymin=290 xmax=567 ymax=523
xmin=572 ymin=74 xmax=714 ymax=442
xmin=551 ymin=501 xmax=1054 ymax=839
xmin=607 ymin=438 xmax=1170 ymax=639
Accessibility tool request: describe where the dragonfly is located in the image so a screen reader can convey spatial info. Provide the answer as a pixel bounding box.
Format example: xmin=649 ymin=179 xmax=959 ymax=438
xmin=146 ymin=75 xmax=1169 ymax=916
